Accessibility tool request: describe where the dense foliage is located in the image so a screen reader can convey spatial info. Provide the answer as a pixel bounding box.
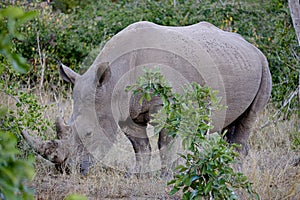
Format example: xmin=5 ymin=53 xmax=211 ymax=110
xmin=0 ymin=6 xmax=35 ymax=73
xmin=0 ymin=0 xmax=298 ymax=115
xmin=0 ymin=6 xmax=35 ymax=200
xmin=0 ymin=127 xmax=34 ymax=200
xmin=126 ymin=68 xmax=258 ymax=199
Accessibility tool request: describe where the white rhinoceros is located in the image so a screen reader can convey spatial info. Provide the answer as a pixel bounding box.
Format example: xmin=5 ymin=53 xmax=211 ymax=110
xmin=22 ymin=21 xmax=272 ymax=174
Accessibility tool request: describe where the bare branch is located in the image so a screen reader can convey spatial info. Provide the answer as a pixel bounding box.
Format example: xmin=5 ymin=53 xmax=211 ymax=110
xmin=37 ymin=33 xmax=46 ymax=103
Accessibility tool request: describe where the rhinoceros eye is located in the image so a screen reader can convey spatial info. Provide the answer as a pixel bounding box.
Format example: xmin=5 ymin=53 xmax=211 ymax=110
xmin=86 ymin=132 xmax=92 ymax=137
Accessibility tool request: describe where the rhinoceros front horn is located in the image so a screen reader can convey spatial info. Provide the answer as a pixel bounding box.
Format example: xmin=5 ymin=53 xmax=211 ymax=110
xmin=21 ymin=130 xmax=69 ymax=164
xmin=21 ymin=130 xmax=44 ymax=152
xmin=56 ymin=116 xmax=71 ymax=140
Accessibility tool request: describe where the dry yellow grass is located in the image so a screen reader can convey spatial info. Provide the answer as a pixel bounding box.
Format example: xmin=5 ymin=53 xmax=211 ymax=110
xmin=243 ymin=109 xmax=300 ymax=200
xmin=2 ymin=90 xmax=299 ymax=200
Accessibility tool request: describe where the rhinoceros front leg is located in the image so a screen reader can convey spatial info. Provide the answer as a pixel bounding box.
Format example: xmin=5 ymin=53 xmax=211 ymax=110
xmin=119 ymin=118 xmax=151 ymax=174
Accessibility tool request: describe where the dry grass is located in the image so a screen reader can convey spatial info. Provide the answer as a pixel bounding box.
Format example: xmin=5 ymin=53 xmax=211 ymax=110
xmin=242 ymin=109 xmax=300 ymax=200
xmin=3 ymin=90 xmax=299 ymax=199
xmin=33 ymin=162 xmax=179 ymax=200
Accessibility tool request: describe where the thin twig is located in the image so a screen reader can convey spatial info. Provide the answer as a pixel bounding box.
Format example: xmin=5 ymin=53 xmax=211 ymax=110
xmin=272 ymin=80 xmax=289 ymax=87
xmin=209 ymin=191 xmax=213 ymax=200
xmin=37 ymin=33 xmax=46 ymax=104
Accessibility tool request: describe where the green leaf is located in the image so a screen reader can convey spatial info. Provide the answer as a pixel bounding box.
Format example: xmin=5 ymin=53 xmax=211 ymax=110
xmin=138 ymin=96 xmax=144 ymax=105
xmin=169 ymin=187 xmax=180 ymax=195
xmin=145 ymin=92 xmax=151 ymax=101
xmin=167 ymin=179 xmax=176 ymax=185
xmin=7 ymin=17 xmax=16 ymax=34
xmin=182 ymin=192 xmax=191 ymax=200
xmin=64 ymin=194 xmax=88 ymax=200
xmin=125 ymin=85 xmax=134 ymax=92
xmin=173 ymin=164 xmax=185 ymax=170
xmin=204 ymin=180 xmax=213 ymax=195
xmin=0 ymin=7 xmax=24 ymax=18
xmin=183 ymin=175 xmax=191 ymax=186
xmin=0 ymin=107 xmax=8 ymax=117
xmin=11 ymin=53 xmax=28 ymax=73
xmin=16 ymin=11 xmax=37 ymax=25
xmin=190 ymin=175 xmax=200 ymax=183
xmin=1 ymin=167 xmax=18 ymax=185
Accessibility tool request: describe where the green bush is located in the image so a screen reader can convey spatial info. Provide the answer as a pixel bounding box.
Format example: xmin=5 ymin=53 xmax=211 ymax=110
xmin=0 ymin=127 xmax=34 ymax=200
xmin=0 ymin=6 xmax=35 ymax=200
xmin=126 ymin=68 xmax=258 ymax=199
xmin=0 ymin=4 xmax=51 ymax=139
xmin=1 ymin=81 xmax=52 ymax=135
xmin=0 ymin=6 xmax=36 ymax=73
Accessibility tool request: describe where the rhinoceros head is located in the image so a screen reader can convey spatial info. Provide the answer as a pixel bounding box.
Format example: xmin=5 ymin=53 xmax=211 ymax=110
xmin=22 ymin=62 xmax=112 ymax=174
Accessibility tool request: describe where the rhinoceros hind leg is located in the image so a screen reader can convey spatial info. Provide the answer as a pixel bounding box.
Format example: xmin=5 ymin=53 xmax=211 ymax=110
xmin=225 ymin=108 xmax=257 ymax=155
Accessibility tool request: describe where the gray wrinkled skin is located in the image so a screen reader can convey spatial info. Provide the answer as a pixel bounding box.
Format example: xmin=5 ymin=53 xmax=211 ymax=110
xmin=22 ymin=21 xmax=272 ymax=175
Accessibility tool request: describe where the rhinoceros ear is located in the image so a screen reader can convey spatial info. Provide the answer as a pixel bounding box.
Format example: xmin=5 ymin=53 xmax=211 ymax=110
xmin=59 ymin=63 xmax=79 ymax=84
xmin=95 ymin=62 xmax=111 ymax=86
